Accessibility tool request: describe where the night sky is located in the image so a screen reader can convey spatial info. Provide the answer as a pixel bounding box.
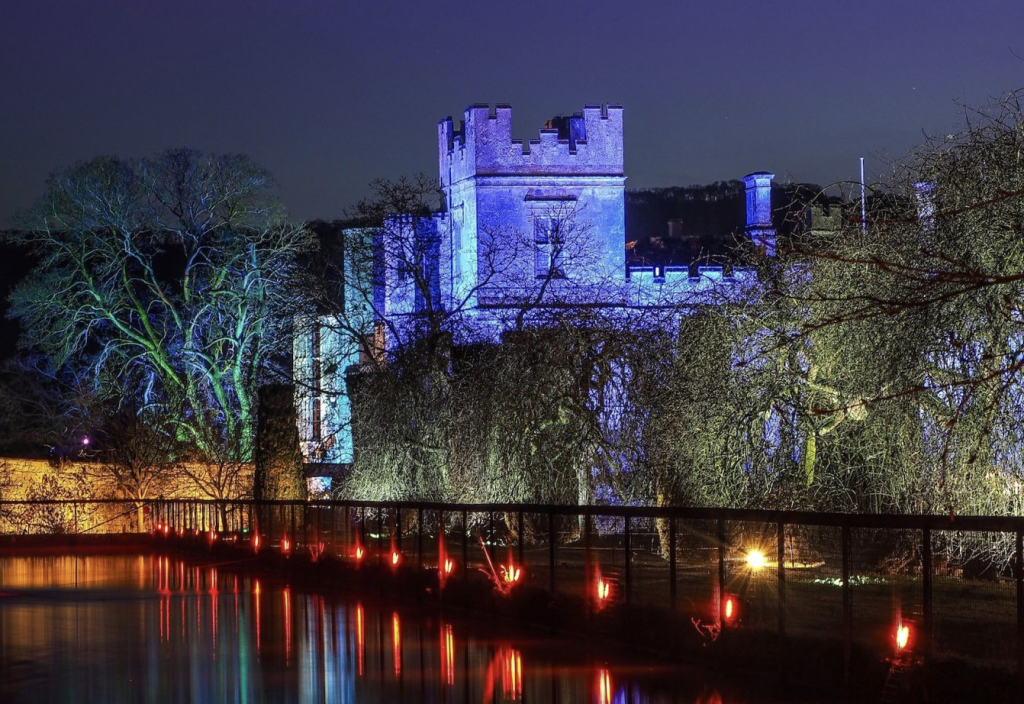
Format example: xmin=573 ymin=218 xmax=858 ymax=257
xmin=2 ymin=0 xmax=1022 ymax=228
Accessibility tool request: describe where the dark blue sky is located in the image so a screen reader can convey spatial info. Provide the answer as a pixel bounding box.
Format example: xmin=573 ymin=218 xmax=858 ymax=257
xmin=2 ymin=0 xmax=1022 ymax=227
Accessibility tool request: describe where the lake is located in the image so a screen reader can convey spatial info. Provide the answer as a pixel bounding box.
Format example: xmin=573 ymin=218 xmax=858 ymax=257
xmin=0 ymin=553 xmax=784 ymax=703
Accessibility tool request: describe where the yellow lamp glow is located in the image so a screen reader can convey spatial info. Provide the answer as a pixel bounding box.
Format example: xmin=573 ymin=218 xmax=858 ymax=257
xmin=746 ymin=549 xmax=767 ymax=569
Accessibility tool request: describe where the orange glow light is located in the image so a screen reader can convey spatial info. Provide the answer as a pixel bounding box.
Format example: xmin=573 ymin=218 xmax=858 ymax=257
xmin=355 ymin=546 xmax=365 ymax=561
xmin=501 ymin=648 xmax=522 ymax=699
xmin=282 ymin=535 xmax=291 ymax=553
xmin=598 ymin=668 xmax=612 ymax=704
xmin=283 ymin=587 xmax=291 ymax=664
xmin=356 ymin=604 xmax=365 ymax=676
xmin=392 ymin=612 xmax=402 ymax=677
xmin=597 ymin=577 xmax=611 ymax=601
xmin=391 ymin=550 xmax=401 ymax=566
xmin=441 ymin=623 xmax=455 ymax=686
xmin=723 ymin=596 xmax=735 ymax=622
xmin=896 ymin=622 xmax=910 ymax=651
xmin=745 ymin=549 xmax=767 ymax=570
xmin=444 ymin=558 xmax=454 ymax=575
xmin=501 ymin=563 xmax=521 ymax=583
xmin=253 ymin=534 xmax=261 ymax=551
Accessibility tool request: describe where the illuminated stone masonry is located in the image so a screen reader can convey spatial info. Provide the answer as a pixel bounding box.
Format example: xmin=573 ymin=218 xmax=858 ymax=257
xmin=295 ymin=104 xmax=775 ymax=466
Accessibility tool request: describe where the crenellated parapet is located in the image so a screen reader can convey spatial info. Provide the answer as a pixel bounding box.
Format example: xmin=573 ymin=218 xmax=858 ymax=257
xmin=625 ymin=264 xmax=757 ymax=305
xmin=439 ymin=104 xmax=624 ymax=187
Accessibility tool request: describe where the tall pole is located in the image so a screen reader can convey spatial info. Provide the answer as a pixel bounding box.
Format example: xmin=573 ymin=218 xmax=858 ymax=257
xmin=859 ymin=156 xmax=867 ymax=237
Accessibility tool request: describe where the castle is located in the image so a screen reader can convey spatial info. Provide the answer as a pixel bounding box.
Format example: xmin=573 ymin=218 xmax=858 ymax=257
xmin=294 ymin=104 xmax=777 ymax=470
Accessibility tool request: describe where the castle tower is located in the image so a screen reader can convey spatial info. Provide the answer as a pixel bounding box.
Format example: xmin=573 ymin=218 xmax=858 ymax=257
xmin=742 ymin=172 xmax=776 ymax=256
xmin=438 ymin=104 xmax=626 ymax=304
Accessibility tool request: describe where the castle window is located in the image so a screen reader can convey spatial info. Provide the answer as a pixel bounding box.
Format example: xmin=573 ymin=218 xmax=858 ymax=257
xmin=311 ymin=326 xmax=322 ymax=441
xmin=534 ymin=217 xmax=565 ymax=278
xmin=453 ymin=218 xmax=462 ymax=281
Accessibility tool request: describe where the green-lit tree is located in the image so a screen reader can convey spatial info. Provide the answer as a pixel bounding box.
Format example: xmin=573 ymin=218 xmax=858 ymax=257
xmin=9 ymin=149 xmax=315 ymax=497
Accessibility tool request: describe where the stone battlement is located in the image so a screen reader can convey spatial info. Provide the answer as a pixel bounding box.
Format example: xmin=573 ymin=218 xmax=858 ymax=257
xmin=626 ymin=264 xmax=756 ymax=305
xmin=439 ymin=104 xmax=624 ymax=185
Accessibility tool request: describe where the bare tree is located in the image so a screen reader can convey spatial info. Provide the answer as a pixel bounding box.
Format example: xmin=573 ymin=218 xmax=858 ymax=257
xmin=91 ymin=404 xmax=179 ymax=531
xmin=10 ymin=149 xmax=315 ymax=492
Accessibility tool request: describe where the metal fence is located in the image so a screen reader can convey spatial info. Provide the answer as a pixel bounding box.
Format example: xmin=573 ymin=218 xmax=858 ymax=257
xmin=4 ymin=498 xmax=1023 ymax=690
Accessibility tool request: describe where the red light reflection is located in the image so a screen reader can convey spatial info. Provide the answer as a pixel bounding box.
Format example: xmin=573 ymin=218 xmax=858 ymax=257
xmin=597 ymin=668 xmax=612 ymax=704
xmin=391 ymin=612 xmax=402 ymax=677
xmin=440 ymin=622 xmax=455 ymax=687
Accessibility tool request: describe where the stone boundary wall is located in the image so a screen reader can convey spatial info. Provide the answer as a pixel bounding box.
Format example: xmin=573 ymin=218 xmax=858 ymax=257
xmin=0 ymin=456 xmax=254 ymax=501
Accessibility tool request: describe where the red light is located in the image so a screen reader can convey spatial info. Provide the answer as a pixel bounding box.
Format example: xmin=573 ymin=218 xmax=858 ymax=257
xmin=253 ymin=534 xmax=261 ymax=551
xmin=444 ymin=558 xmax=454 ymax=575
xmin=501 ymin=563 xmax=521 ymax=583
xmin=598 ymin=668 xmax=612 ymax=704
xmin=896 ymin=622 xmax=910 ymax=651
xmin=392 ymin=612 xmax=402 ymax=676
xmin=597 ymin=577 xmax=611 ymax=601
xmin=441 ymin=623 xmax=455 ymax=686
xmin=356 ymin=604 xmax=365 ymax=676
xmin=391 ymin=550 xmax=400 ymax=566
xmin=282 ymin=535 xmax=291 ymax=553
xmin=723 ymin=596 xmax=736 ymax=622
xmin=355 ymin=546 xmax=365 ymax=561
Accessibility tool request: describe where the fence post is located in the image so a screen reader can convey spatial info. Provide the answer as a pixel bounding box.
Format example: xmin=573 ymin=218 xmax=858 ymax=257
xmin=517 ymin=510 xmax=525 ymax=567
xmin=922 ymin=526 xmax=933 ymax=658
xmin=585 ymin=511 xmax=593 ymax=611
xmin=669 ymin=517 xmax=677 ymax=610
xmin=438 ymin=509 xmax=446 ymax=570
xmin=549 ymin=509 xmax=556 ymax=594
xmin=462 ymin=509 xmax=468 ymax=577
xmin=395 ymin=507 xmax=401 ymax=552
xmin=842 ymin=520 xmax=852 ymax=690
xmin=1016 ymin=529 xmax=1023 ymax=684
xmin=716 ymin=518 xmax=725 ymax=625
xmin=289 ymin=504 xmax=296 ymax=548
xmin=417 ymin=507 xmax=424 ymax=571
xmin=777 ymin=520 xmax=786 ymax=644
xmin=624 ymin=515 xmax=632 ymax=604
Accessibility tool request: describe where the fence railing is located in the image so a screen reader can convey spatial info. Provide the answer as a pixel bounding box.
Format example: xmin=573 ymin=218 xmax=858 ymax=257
xmin=4 ymin=498 xmax=1023 ymax=689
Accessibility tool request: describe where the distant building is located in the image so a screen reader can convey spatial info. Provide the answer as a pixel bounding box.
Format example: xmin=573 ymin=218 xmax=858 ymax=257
xmin=294 ymin=104 xmax=777 ymax=467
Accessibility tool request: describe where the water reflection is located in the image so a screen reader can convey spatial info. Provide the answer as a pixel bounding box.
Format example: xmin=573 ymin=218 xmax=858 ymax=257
xmin=0 ymin=555 xmax=752 ymax=704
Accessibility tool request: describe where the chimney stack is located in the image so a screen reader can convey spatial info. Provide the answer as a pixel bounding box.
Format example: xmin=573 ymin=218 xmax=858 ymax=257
xmin=742 ymin=172 xmax=776 ymax=256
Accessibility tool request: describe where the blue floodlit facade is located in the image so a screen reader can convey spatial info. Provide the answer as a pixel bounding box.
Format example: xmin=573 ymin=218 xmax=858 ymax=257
xmin=294 ymin=104 xmax=776 ymax=465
